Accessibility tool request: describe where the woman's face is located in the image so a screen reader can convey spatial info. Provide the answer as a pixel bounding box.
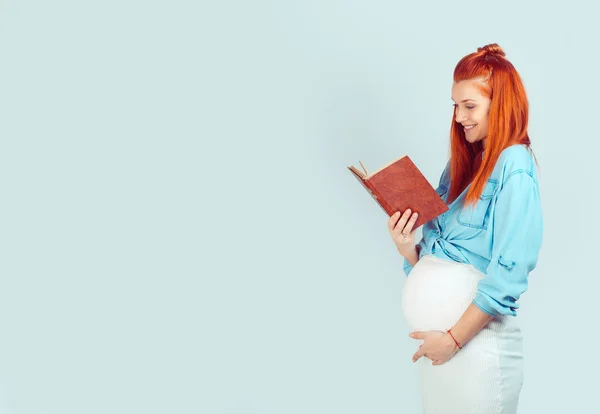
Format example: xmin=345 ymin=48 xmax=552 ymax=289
xmin=451 ymin=80 xmax=491 ymax=147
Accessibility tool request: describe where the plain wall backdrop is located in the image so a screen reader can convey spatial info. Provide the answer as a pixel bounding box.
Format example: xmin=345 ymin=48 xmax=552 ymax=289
xmin=0 ymin=0 xmax=597 ymax=413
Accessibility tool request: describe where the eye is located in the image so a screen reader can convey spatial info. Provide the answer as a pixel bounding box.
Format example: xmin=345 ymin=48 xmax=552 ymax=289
xmin=466 ymin=105 xmax=475 ymax=109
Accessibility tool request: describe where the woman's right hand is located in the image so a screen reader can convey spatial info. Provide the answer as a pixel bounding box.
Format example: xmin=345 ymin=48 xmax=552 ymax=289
xmin=388 ymin=208 xmax=419 ymax=256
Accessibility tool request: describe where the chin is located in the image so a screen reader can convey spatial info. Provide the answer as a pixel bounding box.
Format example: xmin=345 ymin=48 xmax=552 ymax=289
xmin=465 ymin=135 xmax=482 ymax=144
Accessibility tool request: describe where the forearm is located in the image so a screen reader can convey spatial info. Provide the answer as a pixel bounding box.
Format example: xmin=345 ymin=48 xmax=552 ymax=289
xmin=399 ymin=245 xmax=420 ymax=267
xmin=448 ymin=303 xmax=494 ymax=348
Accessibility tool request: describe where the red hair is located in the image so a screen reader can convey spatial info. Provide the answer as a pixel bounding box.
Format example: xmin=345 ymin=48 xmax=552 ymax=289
xmin=448 ymin=43 xmax=536 ymax=206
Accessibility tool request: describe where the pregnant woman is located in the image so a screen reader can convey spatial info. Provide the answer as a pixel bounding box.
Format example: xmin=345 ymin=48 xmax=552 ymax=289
xmin=388 ymin=43 xmax=543 ymax=414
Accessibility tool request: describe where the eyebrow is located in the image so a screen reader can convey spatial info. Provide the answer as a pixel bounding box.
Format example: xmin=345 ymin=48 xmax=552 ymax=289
xmin=451 ymin=98 xmax=476 ymax=103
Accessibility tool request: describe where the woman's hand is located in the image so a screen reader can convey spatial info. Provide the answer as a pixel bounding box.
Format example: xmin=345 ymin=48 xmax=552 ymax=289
xmin=387 ymin=209 xmax=419 ymax=256
xmin=409 ymin=330 xmax=459 ymax=365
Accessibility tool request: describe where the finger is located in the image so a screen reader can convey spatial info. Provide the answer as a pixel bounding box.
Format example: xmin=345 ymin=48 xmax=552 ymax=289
xmin=412 ymin=349 xmax=425 ymax=362
xmin=396 ymin=208 xmax=414 ymax=231
xmin=387 ymin=212 xmax=401 ymax=232
xmin=402 ymin=212 xmax=419 ymax=234
xmin=409 ymin=332 xmax=424 ymax=340
xmin=392 ymin=208 xmax=413 ymax=233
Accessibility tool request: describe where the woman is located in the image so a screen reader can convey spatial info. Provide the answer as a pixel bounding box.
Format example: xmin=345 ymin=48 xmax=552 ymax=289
xmin=388 ymin=43 xmax=543 ymax=413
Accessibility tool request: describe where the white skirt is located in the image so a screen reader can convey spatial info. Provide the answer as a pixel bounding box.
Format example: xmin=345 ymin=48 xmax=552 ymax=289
xmin=401 ymin=255 xmax=524 ymax=414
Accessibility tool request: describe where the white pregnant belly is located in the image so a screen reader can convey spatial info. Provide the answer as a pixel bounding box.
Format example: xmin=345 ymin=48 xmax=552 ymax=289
xmin=401 ymin=255 xmax=483 ymax=332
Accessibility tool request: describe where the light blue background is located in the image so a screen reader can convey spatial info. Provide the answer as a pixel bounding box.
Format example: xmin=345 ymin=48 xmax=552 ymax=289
xmin=0 ymin=1 xmax=596 ymax=413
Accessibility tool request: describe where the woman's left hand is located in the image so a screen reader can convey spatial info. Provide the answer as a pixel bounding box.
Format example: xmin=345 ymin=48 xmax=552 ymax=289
xmin=410 ymin=330 xmax=459 ymax=365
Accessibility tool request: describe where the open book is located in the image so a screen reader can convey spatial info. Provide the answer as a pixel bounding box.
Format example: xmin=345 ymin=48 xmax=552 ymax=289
xmin=348 ymin=156 xmax=448 ymax=229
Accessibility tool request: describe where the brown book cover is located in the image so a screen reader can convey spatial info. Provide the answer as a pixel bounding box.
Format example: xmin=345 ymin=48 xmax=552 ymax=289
xmin=348 ymin=156 xmax=448 ymax=229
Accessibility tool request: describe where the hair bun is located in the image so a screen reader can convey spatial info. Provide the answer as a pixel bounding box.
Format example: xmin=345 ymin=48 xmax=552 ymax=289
xmin=477 ymin=43 xmax=506 ymax=57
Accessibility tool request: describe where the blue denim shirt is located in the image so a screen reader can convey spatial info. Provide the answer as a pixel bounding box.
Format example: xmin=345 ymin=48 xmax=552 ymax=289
xmin=403 ymin=144 xmax=543 ymax=317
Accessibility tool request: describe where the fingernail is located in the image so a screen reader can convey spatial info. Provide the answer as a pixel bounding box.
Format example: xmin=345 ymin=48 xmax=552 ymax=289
xmin=409 ymin=333 xmax=414 ymax=338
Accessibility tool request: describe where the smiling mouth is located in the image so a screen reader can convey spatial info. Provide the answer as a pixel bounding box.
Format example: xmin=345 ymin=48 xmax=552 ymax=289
xmin=463 ymin=124 xmax=477 ymax=132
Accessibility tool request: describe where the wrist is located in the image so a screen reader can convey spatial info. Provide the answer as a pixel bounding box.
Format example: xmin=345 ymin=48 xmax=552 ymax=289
xmin=397 ymin=244 xmax=413 ymax=256
xmin=445 ymin=329 xmax=462 ymax=351
xmin=398 ymin=243 xmax=419 ymax=257
xmin=443 ymin=333 xmax=459 ymax=352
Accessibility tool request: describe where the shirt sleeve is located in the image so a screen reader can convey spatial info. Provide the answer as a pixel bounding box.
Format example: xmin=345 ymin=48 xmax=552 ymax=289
xmin=472 ymin=171 xmax=544 ymax=316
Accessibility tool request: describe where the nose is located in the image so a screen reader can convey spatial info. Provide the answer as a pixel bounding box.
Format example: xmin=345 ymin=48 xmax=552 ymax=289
xmin=455 ymin=107 xmax=467 ymax=123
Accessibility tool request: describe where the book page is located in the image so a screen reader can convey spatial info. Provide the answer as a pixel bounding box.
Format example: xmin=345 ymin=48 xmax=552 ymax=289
xmin=368 ymin=155 xmax=406 ymax=178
